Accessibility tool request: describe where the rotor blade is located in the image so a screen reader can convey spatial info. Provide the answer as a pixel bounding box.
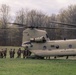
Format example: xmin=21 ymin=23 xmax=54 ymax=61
xmin=0 ymin=25 xmax=76 ymax=30
xmin=8 ymin=23 xmax=26 ymax=26
xmin=0 ymin=27 xmax=24 ymax=29
xmin=50 ymin=21 xmax=76 ymax=27
xmin=37 ymin=27 xmax=76 ymax=30
xmin=7 ymin=22 xmax=76 ymax=30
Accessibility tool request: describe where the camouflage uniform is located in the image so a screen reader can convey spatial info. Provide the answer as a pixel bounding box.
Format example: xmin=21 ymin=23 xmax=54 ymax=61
xmin=0 ymin=49 xmax=4 ymax=58
xmin=27 ymin=50 xmax=31 ymax=56
xmin=3 ymin=48 xmax=7 ymax=58
xmin=17 ymin=48 xmax=21 ymax=58
xmin=12 ymin=49 xmax=15 ymax=58
xmin=9 ymin=49 xmax=13 ymax=58
xmin=23 ymin=50 xmax=27 ymax=58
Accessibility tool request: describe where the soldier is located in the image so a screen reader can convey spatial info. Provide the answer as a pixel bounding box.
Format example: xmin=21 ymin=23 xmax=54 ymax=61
xmin=9 ymin=49 xmax=13 ymax=58
xmin=24 ymin=46 xmax=31 ymax=57
xmin=27 ymin=50 xmax=31 ymax=56
xmin=4 ymin=48 xmax=7 ymax=58
xmin=23 ymin=49 xmax=27 ymax=58
xmin=0 ymin=51 xmax=1 ymax=58
xmin=0 ymin=49 xmax=4 ymax=58
xmin=17 ymin=48 xmax=21 ymax=58
xmin=12 ymin=49 xmax=15 ymax=58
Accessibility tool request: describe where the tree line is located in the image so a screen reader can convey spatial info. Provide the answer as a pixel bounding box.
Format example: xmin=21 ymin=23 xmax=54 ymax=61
xmin=0 ymin=4 xmax=76 ymax=46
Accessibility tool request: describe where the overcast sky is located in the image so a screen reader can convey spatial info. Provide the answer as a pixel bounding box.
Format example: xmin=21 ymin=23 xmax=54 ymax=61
xmin=0 ymin=0 xmax=76 ymax=16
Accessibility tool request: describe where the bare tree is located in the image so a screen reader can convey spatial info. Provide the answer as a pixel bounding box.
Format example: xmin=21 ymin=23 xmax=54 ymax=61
xmin=57 ymin=5 xmax=76 ymax=39
xmin=25 ymin=10 xmax=47 ymax=27
xmin=14 ymin=8 xmax=26 ymax=45
xmin=46 ymin=14 xmax=57 ymax=40
xmin=0 ymin=4 xmax=10 ymax=28
xmin=15 ymin=8 xmax=26 ymax=26
xmin=0 ymin=4 xmax=10 ymax=45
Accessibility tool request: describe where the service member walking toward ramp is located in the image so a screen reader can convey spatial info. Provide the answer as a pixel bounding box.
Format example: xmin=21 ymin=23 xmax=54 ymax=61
xmin=0 ymin=49 xmax=4 ymax=58
xmin=12 ymin=49 xmax=15 ymax=58
xmin=23 ymin=49 xmax=27 ymax=58
xmin=3 ymin=48 xmax=7 ymax=58
xmin=17 ymin=48 xmax=21 ymax=58
xmin=9 ymin=49 xmax=13 ymax=58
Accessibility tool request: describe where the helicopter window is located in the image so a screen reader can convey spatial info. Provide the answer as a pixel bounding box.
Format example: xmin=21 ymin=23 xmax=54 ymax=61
xmin=56 ymin=45 xmax=59 ymax=49
xmin=51 ymin=45 xmax=55 ymax=47
xmin=43 ymin=46 xmax=47 ymax=50
xmin=69 ymin=44 xmax=72 ymax=48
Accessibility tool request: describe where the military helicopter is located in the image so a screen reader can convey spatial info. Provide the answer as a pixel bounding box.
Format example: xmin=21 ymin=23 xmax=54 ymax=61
xmin=9 ymin=22 xmax=76 ymax=59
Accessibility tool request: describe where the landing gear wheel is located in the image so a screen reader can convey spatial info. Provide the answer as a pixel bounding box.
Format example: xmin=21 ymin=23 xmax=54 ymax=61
xmin=66 ymin=56 xmax=68 ymax=59
xmin=35 ymin=56 xmax=44 ymax=59
xmin=54 ymin=56 xmax=56 ymax=59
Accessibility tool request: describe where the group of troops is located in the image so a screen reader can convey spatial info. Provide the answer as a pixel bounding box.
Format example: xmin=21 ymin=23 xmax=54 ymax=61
xmin=0 ymin=48 xmax=7 ymax=58
xmin=0 ymin=48 xmax=31 ymax=58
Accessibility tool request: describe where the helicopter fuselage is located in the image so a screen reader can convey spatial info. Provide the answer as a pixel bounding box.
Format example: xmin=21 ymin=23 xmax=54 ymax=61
xmin=29 ymin=39 xmax=76 ymax=50
xmin=22 ymin=39 xmax=76 ymax=58
xmin=22 ymin=28 xmax=76 ymax=58
xmin=29 ymin=39 xmax=76 ymax=57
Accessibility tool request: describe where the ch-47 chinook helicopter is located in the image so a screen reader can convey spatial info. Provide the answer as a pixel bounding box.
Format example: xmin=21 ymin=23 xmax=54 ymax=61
xmin=9 ymin=22 xmax=76 ymax=59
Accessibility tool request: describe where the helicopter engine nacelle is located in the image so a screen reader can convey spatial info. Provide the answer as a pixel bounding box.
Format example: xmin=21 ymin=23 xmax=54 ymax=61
xmin=30 ymin=36 xmax=46 ymax=43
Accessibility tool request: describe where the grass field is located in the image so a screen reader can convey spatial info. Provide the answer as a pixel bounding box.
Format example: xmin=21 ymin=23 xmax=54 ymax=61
xmin=0 ymin=46 xmax=76 ymax=75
